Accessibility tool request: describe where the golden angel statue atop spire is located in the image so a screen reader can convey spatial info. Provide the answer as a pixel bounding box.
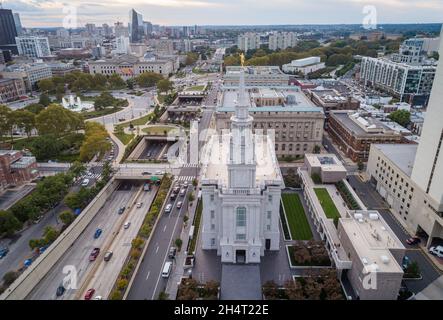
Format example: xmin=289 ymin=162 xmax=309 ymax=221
xmin=240 ymin=52 xmax=245 ymax=67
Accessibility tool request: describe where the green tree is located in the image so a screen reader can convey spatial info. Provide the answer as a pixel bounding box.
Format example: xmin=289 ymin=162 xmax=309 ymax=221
xmin=24 ymin=103 xmax=45 ymax=114
xmin=157 ymin=79 xmax=173 ymax=93
xmin=313 ymin=145 xmax=321 ymax=154
xmin=175 ymin=238 xmax=183 ymax=251
xmin=185 ymin=52 xmax=199 ymax=65
xmin=0 ymin=210 xmax=22 ymax=236
xmin=389 ymin=109 xmax=411 ymax=127
xmin=2 ymin=271 xmax=19 ymax=286
xmin=0 ymin=105 xmax=12 ymax=143
xmin=69 ymin=161 xmax=86 ymax=178
xmin=38 ymin=78 xmax=55 ymax=93
xmin=43 ymin=226 xmax=59 ymax=244
xmin=39 ymin=94 xmax=51 ymax=107
xmin=13 ymin=110 xmax=35 ymax=138
xmin=94 ymin=91 xmax=116 ymax=110
xmin=59 ymin=210 xmax=76 ymax=226
xmin=108 ymin=74 xmax=126 ymax=89
xmin=35 ymin=104 xmax=84 ymax=137
xmin=79 ymin=122 xmax=111 ymax=162
xmin=135 ymin=72 xmax=163 ymax=88
xmin=29 ymin=135 xmax=63 ymax=160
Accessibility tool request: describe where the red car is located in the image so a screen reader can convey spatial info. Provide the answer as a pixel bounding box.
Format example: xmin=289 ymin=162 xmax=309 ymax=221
xmin=89 ymin=248 xmax=100 ymax=261
xmin=406 ymin=237 xmax=421 ymax=245
xmin=84 ymin=288 xmax=95 ymax=300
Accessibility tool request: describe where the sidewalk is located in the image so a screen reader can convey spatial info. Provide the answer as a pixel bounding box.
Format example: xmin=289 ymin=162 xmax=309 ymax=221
xmin=165 ymin=189 xmax=199 ymax=299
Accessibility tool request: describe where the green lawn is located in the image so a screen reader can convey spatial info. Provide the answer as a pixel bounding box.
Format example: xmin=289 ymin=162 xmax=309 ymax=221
xmin=114 ymin=131 xmax=134 ymax=145
xmin=314 ymin=188 xmax=341 ymax=220
xmin=81 ymin=107 xmax=123 ymax=120
xmin=185 ymin=85 xmax=205 ymax=91
xmin=281 ymin=194 xmax=313 ymax=240
xmin=115 ymin=113 xmax=153 ymax=131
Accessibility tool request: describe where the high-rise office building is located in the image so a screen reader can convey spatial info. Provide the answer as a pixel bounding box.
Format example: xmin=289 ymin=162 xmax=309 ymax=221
xmin=129 ymin=9 xmax=144 ymax=43
xmin=13 ymin=13 xmax=23 ymax=36
xmin=0 ymin=9 xmax=18 ymax=54
xmin=16 ymin=36 xmax=51 ymax=58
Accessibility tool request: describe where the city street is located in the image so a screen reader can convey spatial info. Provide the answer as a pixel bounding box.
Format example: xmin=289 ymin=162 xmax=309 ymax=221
xmin=126 ymin=175 xmax=195 ymax=300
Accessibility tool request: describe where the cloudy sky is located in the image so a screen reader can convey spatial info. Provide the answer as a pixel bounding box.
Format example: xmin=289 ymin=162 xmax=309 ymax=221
xmin=4 ymin=0 xmax=443 ymax=28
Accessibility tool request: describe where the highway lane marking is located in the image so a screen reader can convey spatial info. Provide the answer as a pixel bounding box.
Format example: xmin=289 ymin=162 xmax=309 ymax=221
xmin=155 ymin=246 xmax=159 ymax=254
xmin=163 ymin=225 xmax=167 ymax=232
xmin=151 ymin=198 xmax=185 ymax=300
xmin=146 ymin=271 xmax=151 ymax=281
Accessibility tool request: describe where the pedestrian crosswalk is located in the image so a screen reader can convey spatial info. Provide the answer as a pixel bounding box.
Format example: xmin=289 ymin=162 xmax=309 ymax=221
xmin=176 ymin=176 xmax=195 ymax=182
xmin=182 ymin=163 xmax=199 ymax=168
xmin=81 ymin=173 xmax=102 ymax=180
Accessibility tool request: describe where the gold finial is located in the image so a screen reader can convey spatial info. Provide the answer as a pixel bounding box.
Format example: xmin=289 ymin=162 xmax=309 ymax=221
xmin=240 ymin=53 xmax=245 ymax=67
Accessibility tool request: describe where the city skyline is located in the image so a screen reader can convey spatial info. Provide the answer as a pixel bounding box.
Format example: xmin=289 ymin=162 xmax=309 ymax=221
xmin=3 ymin=0 xmax=443 ymax=28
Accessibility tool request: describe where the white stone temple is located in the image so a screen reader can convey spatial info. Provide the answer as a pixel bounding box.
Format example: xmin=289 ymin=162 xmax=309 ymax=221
xmin=200 ymin=64 xmax=283 ymax=264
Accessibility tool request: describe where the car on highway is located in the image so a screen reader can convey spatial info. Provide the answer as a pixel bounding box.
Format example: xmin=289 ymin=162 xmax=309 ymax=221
xmin=143 ymin=182 xmax=151 ymax=191
xmin=142 ymin=171 xmax=151 ymax=175
xmin=124 ymin=221 xmax=131 ymax=229
xmin=104 ymin=251 xmax=113 ymax=262
xmin=429 ymin=245 xmax=443 ymax=258
xmin=81 ymin=179 xmax=90 ymax=187
xmin=136 ymin=202 xmax=143 ymax=208
xmin=180 ymin=188 xmax=186 ymax=197
xmin=89 ymin=248 xmax=100 ymax=261
xmin=118 ymin=207 xmax=125 ymax=215
xmin=56 ymin=284 xmax=65 ymax=297
xmin=0 ymin=247 xmax=9 ymax=259
xmin=173 ymin=186 xmax=180 ymax=194
xmin=406 ymin=237 xmax=421 ymax=245
xmin=155 ymin=170 xmax=165 ymax=175
xmin=146 ymin=151 xmax=152 ymax=158
xmin=176 ymin=201 xmax=183 ymax=209
xmin=168 ymin=247 xmax=177 ymax=259
xmin=84 ymin=288 xmax=95 ymax=300
xmin=94 ymin=228 xmax=102 ymax=239
xmin=170 ymin=193 xmax=177 ymax=200
xmin=165 ymin=204 xmax=173 ymax=214
xmin=183 ymin=181 xmax=189 ymax=188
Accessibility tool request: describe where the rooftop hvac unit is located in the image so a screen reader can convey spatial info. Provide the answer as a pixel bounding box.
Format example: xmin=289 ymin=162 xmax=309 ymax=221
xmin=381 ymin=255 xmax=390 ymax=264
xmin=362 ymin=257 xmax=369 ymax=265
xmin=369 ymin=213 xmax=379 ymax=220
xmin=354 ymin=213 xmax=363 ymax=220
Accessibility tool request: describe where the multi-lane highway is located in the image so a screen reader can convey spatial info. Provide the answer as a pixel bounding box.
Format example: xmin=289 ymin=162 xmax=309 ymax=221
xmin=77 ymin=184 xmax=159 ymax=299
xmin=27 ymin=181 xmax=141 ymax=300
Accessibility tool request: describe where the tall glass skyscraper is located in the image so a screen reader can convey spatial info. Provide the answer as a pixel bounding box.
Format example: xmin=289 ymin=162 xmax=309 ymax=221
xmin=129 ymin=9 xmax=144 ymax=43
xmin=0 ymin=9 xmax=18 ymax=54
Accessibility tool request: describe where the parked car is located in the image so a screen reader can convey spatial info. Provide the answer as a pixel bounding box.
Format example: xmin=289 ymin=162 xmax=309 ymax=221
xmin=180 ymin=188 xmax=186 ymax=197
xmin=168 ymin=247 xmax=177 ymax=259
xmin=56 ymin=284 xmax=66 ymax=297
xmin=84 ymin=288 xmax=95 ymax=300
xmin=89 ymin=248 xmax=100 ymax=261
xmin=81 ymin=179 xmax=90 ymax=187
xmin=124 ymin=222 xmax=131 ymax=229
xmin=104 ymin=251 xmax=113 ymax=262
xmin=429 ymin=245 xmax=443 ymax=258
xmin=94 ymin=228 xmax=102 ymax=239
xmin=165 ymin=204 xmax=173 ymax=214
xmin=0 ymin=248 xmax=10 ymax=259
xmin=162 ymin=261 xmax=172 ymax=278
xmin=118 ymin=207 xmax=125 ymax=215
xmin=94 ymin=296 xmax=103 ymax=300
xmin=176 ymin=201 xmax=183 ymax=209
xmin=406 ymin=237 xmax=421 ymax=245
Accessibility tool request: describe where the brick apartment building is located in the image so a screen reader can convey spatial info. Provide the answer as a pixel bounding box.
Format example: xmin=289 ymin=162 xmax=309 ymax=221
xmin=0 ymin=150 xmax=38 ymax=190
xmin=328 ymin=111 xmax=403 ymax=162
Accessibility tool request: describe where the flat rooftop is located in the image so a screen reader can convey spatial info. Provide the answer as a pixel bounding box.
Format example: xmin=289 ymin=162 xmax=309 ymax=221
xmin=373 ymin=144 xmax=418 ymax=177
xmin=340 ymin=210 xmax=404 ymax=274
xmin=201 ymin=133 xmax=282 ymax=189
xmin=331 ymin=111 xmax=397 ymax=136
xmin=218 ymin=87 xmax=323 ymax=113
xmin=305 ymin=153 xmax=347 ymax=172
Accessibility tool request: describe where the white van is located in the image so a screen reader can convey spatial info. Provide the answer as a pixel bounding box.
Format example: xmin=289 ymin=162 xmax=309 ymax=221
xmin=162 ymin=261 xmax=172 ymax=278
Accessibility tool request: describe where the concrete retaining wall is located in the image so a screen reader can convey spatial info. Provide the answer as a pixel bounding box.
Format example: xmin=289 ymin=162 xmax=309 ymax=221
xmin=0 ymin=178 xmax=120 ymax=300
